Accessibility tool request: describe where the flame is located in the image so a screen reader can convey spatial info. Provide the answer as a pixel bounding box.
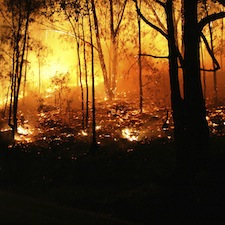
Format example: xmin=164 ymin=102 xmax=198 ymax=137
xmin=17 ymin=125 xmax=31 ymax=135
xmin=15 ymin=125 xmax=33 ymax=143
xmin=96 ymin=125 xmax=101 ymax=131
xmin=122 ymin=128 xmax=139 ymax=142
xmin=79 ymin=130 xmax=88 ymax=136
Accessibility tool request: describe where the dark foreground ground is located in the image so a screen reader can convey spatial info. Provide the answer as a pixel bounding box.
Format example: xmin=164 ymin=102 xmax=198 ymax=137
xmin=1 ymin=136 xmax=225 ymax=225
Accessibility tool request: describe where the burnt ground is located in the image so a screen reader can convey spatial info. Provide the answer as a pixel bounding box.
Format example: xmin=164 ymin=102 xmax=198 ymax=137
xmin=1 ymin=100 xmax=225 ymax=224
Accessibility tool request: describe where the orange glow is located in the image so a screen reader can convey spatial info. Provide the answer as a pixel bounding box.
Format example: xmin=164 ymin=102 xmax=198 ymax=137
xmin=122 ymin=128 xmax=140 ymax=142
xmin=0 ymin=0 xmax=224 ymax=129
xmin=15 ymin=124 xmax=34 ymax=143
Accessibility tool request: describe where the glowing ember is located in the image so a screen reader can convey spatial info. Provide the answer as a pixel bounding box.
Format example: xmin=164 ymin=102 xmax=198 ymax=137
xmin=122 ymin=128 xmax=139 ymax=142
xmin=96 ymin=125 xmax=101 ymax=130
xmin=0 ymin=128 xmax=11 ymax=132
xmin=80 ymin=130 xmax=88 ymax=136
xmin=15 ymin=125 xmax=33 ymax=143
xmin=17 ymin=125 xmax=31 ymax=135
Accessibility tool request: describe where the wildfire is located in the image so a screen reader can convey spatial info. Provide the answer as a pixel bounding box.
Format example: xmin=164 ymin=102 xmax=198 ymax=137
xmin=79 ymin=130 xmax=88 ymax=136
xmin=122 ymin=128 xmax=140 ymax=142
xmin=15 ymin=125 xmax=34 ymax=143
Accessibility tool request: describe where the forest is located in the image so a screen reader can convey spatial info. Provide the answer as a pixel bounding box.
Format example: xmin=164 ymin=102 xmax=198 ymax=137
xmin=0 ymin=0 xmax=225 ymax=224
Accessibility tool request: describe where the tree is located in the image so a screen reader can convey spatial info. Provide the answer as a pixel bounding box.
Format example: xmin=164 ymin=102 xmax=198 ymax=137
xmin=91 ymin=0 xmax=128 ymax=100
xmin=34 ymin=40 xmax=50 ymax=95
xmin=60 ymin=0 xmax=86 ymax=129
xmin=135 ymin=0 xmax=143 ymax=113
xmin=1 ymin=0 xmax=44 ymax=138
xmin=108 ymin=0 xmax=128 ymax=98
xmin=90 ymin=0 xmax=98 ymax=151
xmin=81 ymin=13 xmax=89 ymax=128
xmin=91 ymin=0 xmax=112 ymax=100
xmin=135 ymin=0 xmax=225 ymax=176
xmin=51 ymin=71 xmax=70 ymax=113
xmin=183 ymin=0 xmax=225 ymax=138
xmin=181 ymin=0 xmax=209 ymax=174
xmin=134 ymin=0 xmax=184 ymax=144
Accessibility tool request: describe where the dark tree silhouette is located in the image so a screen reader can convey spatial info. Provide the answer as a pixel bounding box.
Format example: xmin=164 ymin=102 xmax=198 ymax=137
xmin=135 ymin=0 xmax=225 ymax=177
xmin=1 ymin=0 xmax=44 ymax=139
xmin=90 ymin=0 xmax=98 ymax=151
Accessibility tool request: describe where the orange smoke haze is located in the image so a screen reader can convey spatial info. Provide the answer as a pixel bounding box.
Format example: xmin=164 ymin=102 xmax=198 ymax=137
xmin=0 ymin=1 xmax=224 ymax=111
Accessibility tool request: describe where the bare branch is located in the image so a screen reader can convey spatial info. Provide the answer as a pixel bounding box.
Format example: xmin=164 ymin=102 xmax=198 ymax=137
xmin=39 ymin=22 xmax=99 ymax=51
xmin=198 ymin=12 xmax=225 ymax=33
xmin=200 ymin=68 xmax=220 ymax=72
xmin=126 ymin=58 xmax=138 ymax=78
xmin=155 ymin=0 xmax=166 ymax=8
xmin=143 ymin=80 xmax=153 ymax=87
xmin=200 ymin=32 xmax=220 ymax=71
xmin=140 ymin=53 xmax=169 ymax=58
xmin=115 ymin=0 xmax=128 ymax=35
xmin=133 ymin=0 xmax=168 ymax=39
xmin=144 ymin=1 xmax=167 ymax=33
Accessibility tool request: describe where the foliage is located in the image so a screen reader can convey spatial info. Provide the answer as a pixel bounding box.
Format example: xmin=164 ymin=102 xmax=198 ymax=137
xmin=50 ymin=72 xmax=71 ymax=111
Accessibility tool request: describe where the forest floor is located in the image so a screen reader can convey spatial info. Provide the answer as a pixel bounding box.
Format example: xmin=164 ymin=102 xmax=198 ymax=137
xmin=1 ymin=100 xmax=225 ymax=224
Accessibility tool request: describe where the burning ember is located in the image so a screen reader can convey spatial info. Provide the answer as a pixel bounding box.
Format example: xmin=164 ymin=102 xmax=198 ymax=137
xmin=79 ymin=130 xmax=88 ymax=137
xmin=15 ymin=125 xmax=34 ymax=143
xmin=122 ymin=128 xmax=140 ymax=142
xmin=17 ymin=125 xmax=31 ymax=136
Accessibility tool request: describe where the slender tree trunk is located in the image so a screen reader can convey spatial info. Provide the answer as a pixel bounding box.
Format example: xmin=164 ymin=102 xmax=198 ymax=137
xmin=109 ymin=0 xmax=117 ymax=97
xmin=200 ymin=40 xmax=207 ymax=100
xmin=76 ymin=22 xmax=85 ymax=130
xmin=90 ymin=0 xmax=97 ymax=151
xmin=109 ymin=0 xmax=127 ymax=98
xmin=221 ymin=15 xmax=224 ymax=71
xmin=12 ymin=17 xmax=21 ymax=138
xmin=92 ymin=0 xmax=112 ymax=100
xmin=109 ymin=0 xmax=113 ymax=96
xmin=136 ymin=0 xmax=143 ymax=113
xmin=166 ymin=0 xmax=184 ymax=144
xmin=108 ymin=39 xmax=112 ymax=93
xmin=23 ymin=34 xmax=29 ymax=103
xmin=65 ymin=7 xmax=85 ymax=129
xmin=205 ymin=2 xmax=218 ymax=105
xmin=9 ymin=1 xmax=30 ymax=139
xmin=82 ymin=16 xmax=89 ymax=128
xmin=38 ymin=52 xmax=41 ymax=95
xmin=111 ymin=38 xmax=118 ymax=96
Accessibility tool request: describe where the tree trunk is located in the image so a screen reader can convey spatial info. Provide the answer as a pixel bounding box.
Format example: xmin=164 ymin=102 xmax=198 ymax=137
xmin=76 ymin=22 xmax=85 ymax=130
xmin=111 ymin=38 xmax=118 ymax=97
xmin=136 ymin=0 xmax=143 ymax=113
xmin=109 ymin=0 xmax=127 ymax=99
xmin=182 ymin=0 xmax=209 ymax=175
xmin=109 ymin=0 xmax=117 ymax=98
xmin=9 ymin=1 xmax=30 ymax=139
xmin=166 ymin=0 xmax=185 ymax=144
xmin=92 ymin=0 xmax=112 ymax=100
xmin=200 ymin=40 xmax=207 ymax=100
xmin=82 ymin=16 xmax=89 ymax=128
xmin=90 ymin=0 xmax=98 ymax=151
xmin=205 ymin=2 xmax=218 ymax=105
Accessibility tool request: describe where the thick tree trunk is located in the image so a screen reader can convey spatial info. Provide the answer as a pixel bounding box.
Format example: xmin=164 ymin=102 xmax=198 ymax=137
xmin=183 ymin=0 xmax=209 ymax=143
xmin=181 ymin=0 xmax=209 ymax=176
